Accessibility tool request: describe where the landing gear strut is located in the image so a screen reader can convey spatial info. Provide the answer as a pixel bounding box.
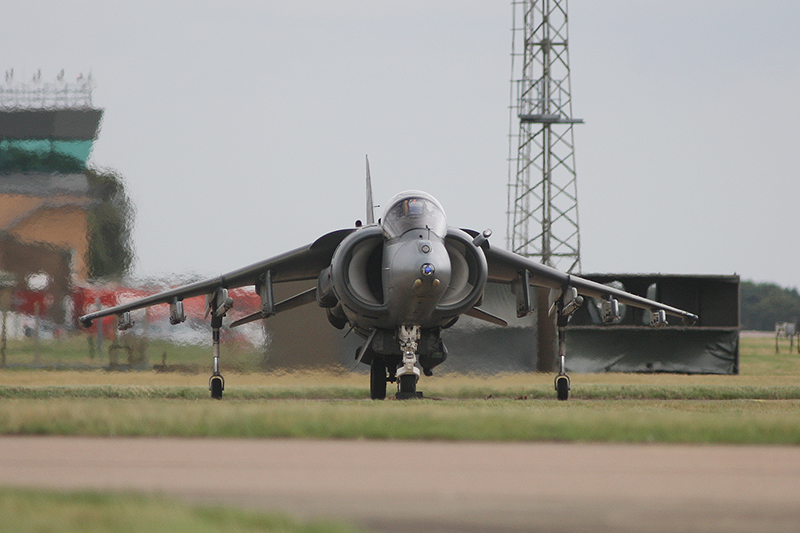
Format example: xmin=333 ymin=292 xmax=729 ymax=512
xmin=395 ymin=325 xmax=422 ymax=399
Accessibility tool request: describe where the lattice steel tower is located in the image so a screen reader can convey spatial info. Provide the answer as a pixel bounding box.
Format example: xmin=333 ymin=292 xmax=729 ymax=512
xmin=507 ymin=0 xmax=582 ymax=273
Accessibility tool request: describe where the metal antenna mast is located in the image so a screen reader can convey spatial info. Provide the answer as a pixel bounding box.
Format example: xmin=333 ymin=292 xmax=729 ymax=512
xmin=507 ymin=0 xmax=582 ymax=273
xmin=507 ymin=0 xmax=583 ymax=372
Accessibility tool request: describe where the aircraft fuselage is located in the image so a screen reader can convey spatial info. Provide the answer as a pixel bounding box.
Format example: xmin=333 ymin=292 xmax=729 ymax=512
xmin=382 ymin=233 xmax=451 ymax=328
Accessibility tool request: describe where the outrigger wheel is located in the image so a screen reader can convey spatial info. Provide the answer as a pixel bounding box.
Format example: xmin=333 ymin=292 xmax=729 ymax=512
xmin=555 ymin=374 xmax=570 ymax=401
xmin=209 ymin=374 xmax=225 ymax=400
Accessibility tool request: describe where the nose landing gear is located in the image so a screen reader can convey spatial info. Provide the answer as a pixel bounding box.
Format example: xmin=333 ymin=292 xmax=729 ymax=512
xmin=395 ymin=325 xmax=423 ymax=399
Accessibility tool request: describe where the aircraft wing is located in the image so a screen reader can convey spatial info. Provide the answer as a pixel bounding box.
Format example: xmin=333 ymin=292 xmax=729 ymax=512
xmin=79 ymin=228 xmax=355 ymax=326
xmin=482 ymin=245 xmax=699 ymax=325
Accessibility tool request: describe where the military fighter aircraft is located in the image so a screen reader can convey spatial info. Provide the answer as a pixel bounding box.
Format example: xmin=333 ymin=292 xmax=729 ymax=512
xmin=80 ymin=158 xmax=698 ymax=400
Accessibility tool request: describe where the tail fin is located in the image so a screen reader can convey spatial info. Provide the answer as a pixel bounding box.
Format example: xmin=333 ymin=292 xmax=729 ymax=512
xmin=365 ymin=155 xmax=375 ymax=225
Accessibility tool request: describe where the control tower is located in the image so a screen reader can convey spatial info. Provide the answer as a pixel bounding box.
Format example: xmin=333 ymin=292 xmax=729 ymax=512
xmin=0 ymin=70 xmax=102 ymax=281
xmin=0 ymin=70 xmax=106 ymax=323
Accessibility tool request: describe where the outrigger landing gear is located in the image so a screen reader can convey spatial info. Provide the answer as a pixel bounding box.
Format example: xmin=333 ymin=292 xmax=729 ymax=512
xmin=555 ymin=320 xmax=570 ymax=401
xmin=207 ymin=288 xmax=233 ymax=400
xmin=209 ymin=315 xmax=225 ymax=399
xmin=554 ymin=286 xmax=582 ymax=401
xmin=395 ymin=325 xmax=423 ymax=399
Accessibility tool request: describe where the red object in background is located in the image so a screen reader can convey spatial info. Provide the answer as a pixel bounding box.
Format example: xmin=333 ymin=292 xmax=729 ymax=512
xmin=12 ymin=289 xmax=51 ymax=317
xmin=72 ymin=285 xmax=132 ymax=337
xmin=71 ymin=284 xmax=262 ymax=336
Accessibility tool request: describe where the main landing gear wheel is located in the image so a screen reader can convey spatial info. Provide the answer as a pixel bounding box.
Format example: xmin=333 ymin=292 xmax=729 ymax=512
xmin=555 ymin=375 xmax=570 ymax=401
xmin=370 ymin=358 xmax=387 ymax=400
xmin=210 ymin=374 xmax=224 ymax=400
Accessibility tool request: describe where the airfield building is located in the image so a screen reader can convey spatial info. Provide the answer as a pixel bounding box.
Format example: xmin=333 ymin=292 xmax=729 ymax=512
xmin=0 ymin=71 xmax=108 ymax=324
xmin=0 ymin=107 xmax=102 ymax=280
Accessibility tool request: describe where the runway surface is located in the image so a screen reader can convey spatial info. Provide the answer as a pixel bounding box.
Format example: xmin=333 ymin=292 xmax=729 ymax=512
xmin=0 ymin=437 xmax=799 ymax=532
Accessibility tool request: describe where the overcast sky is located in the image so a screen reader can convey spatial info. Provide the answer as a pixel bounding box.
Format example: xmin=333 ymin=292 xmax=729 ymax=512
xmin=5 ymin=1 xmax=800 ymax=288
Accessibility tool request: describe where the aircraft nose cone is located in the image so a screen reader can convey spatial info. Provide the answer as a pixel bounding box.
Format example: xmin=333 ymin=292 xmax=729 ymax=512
xmin=383 ymin=236 xmax=451 ymax=325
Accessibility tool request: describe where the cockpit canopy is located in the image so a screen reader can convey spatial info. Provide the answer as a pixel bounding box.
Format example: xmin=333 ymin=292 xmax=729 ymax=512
xmin=381 ymin=191 xmax=447 ymax=239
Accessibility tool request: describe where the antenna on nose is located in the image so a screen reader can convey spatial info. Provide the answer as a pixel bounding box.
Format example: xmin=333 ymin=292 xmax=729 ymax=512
xmin=365 ymin=155 xmax=375 ymax=225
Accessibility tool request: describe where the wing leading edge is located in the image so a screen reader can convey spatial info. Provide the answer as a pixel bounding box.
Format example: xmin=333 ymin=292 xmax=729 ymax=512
xmin=78 ymin=228 xmax=355 ymax=327
xmin=482 ymin=245 xmax=699 ymax=326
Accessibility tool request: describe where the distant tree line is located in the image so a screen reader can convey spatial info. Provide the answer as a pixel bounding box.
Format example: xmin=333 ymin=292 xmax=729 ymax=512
xmin=740 ymin=281 xmax=800 ymax=331
xmin=85 ymin=167 xmax=134 ymax=280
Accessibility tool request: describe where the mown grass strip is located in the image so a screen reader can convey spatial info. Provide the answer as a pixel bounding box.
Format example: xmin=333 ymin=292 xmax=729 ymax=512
xmin=572 ymin=384 xmax=800 ymax=400
xmin=0 ymin=335 xmax=798 ymax=444
xmin=0 ymin=385 xmax=369 ymax=400
xmin=2 ymin=398 xmax=799 ymax=444
xmin=2 ymin=382 xmax=800 ymax=401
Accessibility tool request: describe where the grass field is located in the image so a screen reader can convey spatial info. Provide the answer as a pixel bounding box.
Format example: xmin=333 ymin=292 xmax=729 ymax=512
xmin=1 ymin=333 xmax=797 ymax=532
xmin=0 ymin=334 xmax=798 ymax=444
xmin=0 ymin=487 xmax=364 ymax=533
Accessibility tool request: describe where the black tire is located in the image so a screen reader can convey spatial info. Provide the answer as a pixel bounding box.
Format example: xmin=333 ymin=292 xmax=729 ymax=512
xmin=210 ymin=376 xmax=223 ymax=400
xmin=398 ymin=374 xmax=417 ymax=394
xmin=556 ymin=376 xmax=569 ymax=401
xmin=370 ymin=358 xmax=387 ymax=400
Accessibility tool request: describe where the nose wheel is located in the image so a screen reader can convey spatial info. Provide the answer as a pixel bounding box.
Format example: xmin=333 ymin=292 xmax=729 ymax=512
xmin=396 ymin=374 xmax=422 ymax=399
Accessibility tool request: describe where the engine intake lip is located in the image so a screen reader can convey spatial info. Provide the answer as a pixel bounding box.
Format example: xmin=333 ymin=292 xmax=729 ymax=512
xmin=329 ymin=225 xmax=389 ymax=315
xmin=435 ymin=228 xmax=488 ymax=315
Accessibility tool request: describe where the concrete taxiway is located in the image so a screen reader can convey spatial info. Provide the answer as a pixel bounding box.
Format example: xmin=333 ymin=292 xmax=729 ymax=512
xmin=0 ymin=437 xmax=798 ymax=532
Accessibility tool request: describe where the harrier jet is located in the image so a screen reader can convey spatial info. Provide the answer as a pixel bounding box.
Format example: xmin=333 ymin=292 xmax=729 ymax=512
xmin=80 ymin=158 xmax=698 ymax=400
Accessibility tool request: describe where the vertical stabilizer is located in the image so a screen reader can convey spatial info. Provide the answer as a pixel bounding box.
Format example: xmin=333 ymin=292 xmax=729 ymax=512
xmin=365 ymin=155 xmax=375 ymax=225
